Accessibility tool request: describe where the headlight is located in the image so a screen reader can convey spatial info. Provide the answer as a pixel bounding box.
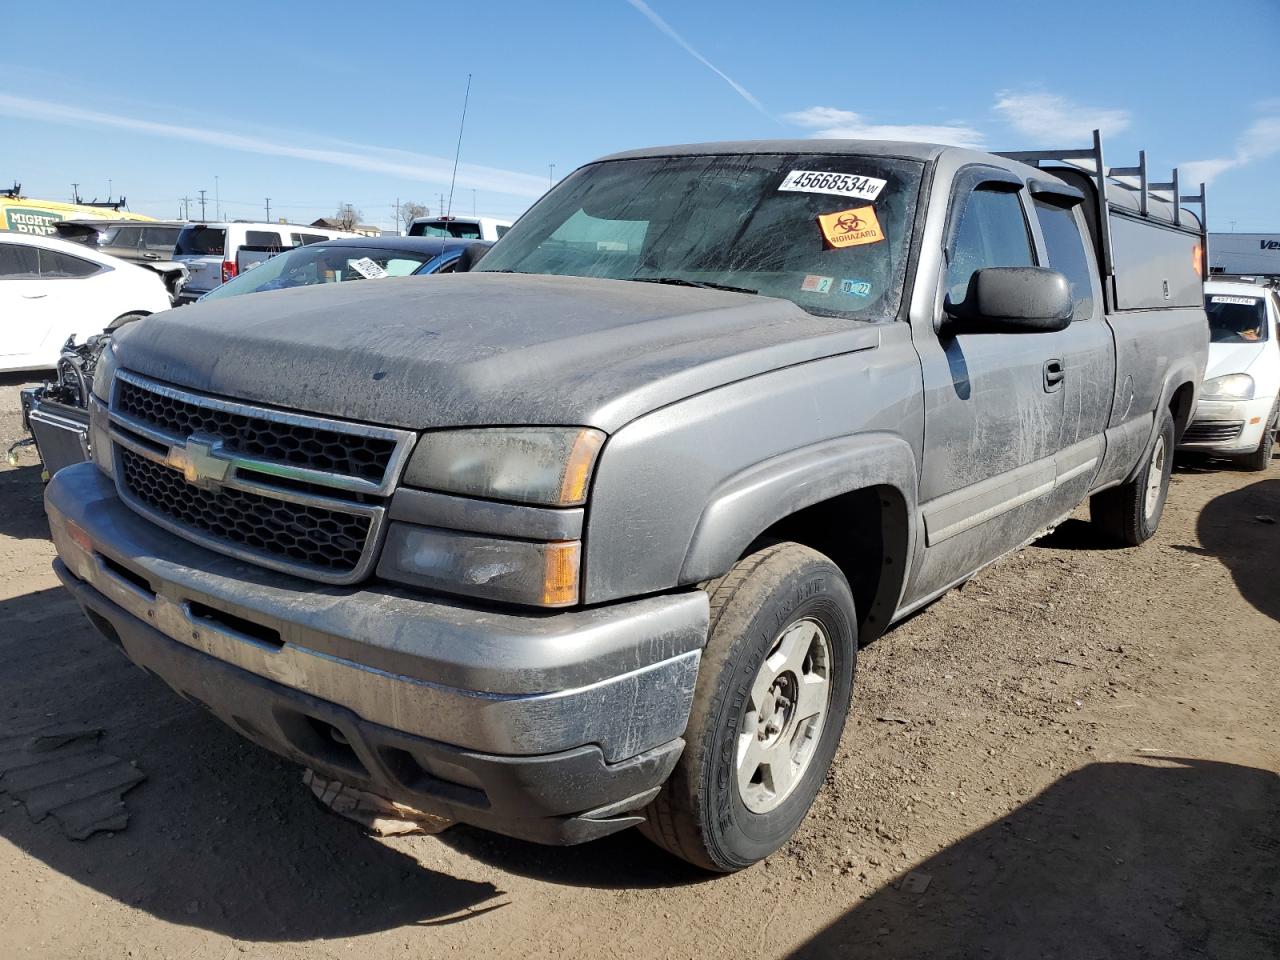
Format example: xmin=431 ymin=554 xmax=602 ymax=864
xmin=378 ymin=524 xmax=580 ymax=607
xmin=403 ymin=427 xmax=605 ymax=506
xmin=1202 ymin=373 xmax=1255 ymax=401
xmin=91 ymin=339 xmax=120 ymax=403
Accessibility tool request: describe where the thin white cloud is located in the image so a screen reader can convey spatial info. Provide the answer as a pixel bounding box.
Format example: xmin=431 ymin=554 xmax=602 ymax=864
xmin=994 ymin=91 xmax=1130 ymax=144
xmin=624 ymin=0 xmax=768 ymax=117
xmin=785 ymin=106 xmax=985 ymax=148
xmin=0 ymin=92 xmax=549 ymax=198
xmin=1182 ymin=115 xmax=1280 ymax=186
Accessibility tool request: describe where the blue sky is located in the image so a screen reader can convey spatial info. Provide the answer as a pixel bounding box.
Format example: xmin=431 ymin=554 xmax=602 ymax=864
xmin=2 ymin=0 xmax=1277 ymax=232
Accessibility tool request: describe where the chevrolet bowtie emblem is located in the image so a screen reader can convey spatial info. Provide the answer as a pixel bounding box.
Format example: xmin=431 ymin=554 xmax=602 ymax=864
xmin=165 ymin=435 xmax=231 ymax=486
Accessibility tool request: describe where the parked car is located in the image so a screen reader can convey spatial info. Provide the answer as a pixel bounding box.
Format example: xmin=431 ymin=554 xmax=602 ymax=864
xmin=173 ymin=221 xmax=360 ymax=302
xmin=53 ymin=220 xmax=189 ymax=302
xmin=1177 ymin=277 xmax=1280 ymax=469
xmin=0 ymin=233 xmax=172 ymax=372
xmin=199 ymin=236 xmax=490 ymax=302
xmin=47 ymin=134 xmax=1207 ymax=872
xmin=408 ymin=215 xmax=511 ymax=241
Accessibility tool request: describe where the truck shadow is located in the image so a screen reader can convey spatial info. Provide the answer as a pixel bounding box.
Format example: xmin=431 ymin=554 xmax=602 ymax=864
xmin=0 ymin=587 xmax=503 ymax=942
xmin=1190 ymin=477 xmax=1280 ymax=623
xmin=788 ymin=757 xmax=1280 ymax=960
xmin=0 ymin=463 xmax=51 ymax=541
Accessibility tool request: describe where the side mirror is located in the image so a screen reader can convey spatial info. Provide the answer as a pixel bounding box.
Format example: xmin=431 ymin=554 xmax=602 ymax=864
xmin=455 ymin=241 xmax=494 ymax=273
xmin=943 ymin=266 xmax=1073 ymax=333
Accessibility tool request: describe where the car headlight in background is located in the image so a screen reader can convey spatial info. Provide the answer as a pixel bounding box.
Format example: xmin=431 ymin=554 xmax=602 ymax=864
xmin=403 ymin=427 xmax=605 ymax=506
xmin=91 ymin=339 xmax=119 ymax=403
xmin=1201 ymin=373 xmax=1255 ymax=401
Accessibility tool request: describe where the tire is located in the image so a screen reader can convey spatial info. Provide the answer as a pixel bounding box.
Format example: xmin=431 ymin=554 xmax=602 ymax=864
xmin=640 ymin=542 xmax=857 ymax=872
xmin=106 ymin=312 xmax=147 ymax=332
xmin=1237 ymin=401 xmax=1278 ymax=472
xmin=1089 ymin=409 xmax=1175 ymax=546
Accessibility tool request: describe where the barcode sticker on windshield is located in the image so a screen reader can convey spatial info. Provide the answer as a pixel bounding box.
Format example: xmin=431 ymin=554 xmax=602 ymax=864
xmin=1211 ymin=295 xmax=1259 ymax=305
xmin=348 ymin=257 xmax=387 ymax=280
xmin=779 ymin=170 xmax=886 ymax=201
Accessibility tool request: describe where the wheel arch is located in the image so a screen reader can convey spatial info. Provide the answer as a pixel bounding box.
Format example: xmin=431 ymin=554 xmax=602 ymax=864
xmin=679 ymin=433 xmax=917 ymax=645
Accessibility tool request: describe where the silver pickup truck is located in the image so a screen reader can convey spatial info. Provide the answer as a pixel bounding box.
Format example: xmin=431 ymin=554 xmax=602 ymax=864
xmin=46 ymin=134 xmax=1208 ymax=872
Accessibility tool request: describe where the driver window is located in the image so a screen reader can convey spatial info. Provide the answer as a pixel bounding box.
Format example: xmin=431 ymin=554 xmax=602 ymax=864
xmin=945 ymin=186 xmax=1034 ymax=305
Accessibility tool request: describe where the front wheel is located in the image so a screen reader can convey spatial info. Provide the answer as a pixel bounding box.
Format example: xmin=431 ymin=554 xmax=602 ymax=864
xmin=640 ymin=543 xmax=857 ymax=872
xmin=1090 ymin=409 xmax=1175 ymax=546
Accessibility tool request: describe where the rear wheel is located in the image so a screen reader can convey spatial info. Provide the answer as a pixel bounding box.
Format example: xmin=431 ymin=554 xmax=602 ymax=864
xmin=640 ymin=542 xmax=856 ymax=872
xmin=1090 ymin=410 xmax=1175 ymax=546
xmin=1238 ymin=401 xmax=1278 ymax=472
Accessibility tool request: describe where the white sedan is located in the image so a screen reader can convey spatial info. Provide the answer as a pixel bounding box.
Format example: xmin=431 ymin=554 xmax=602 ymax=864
xmin=0 ymin=232 xmax=173 ymax=373
xmin=1178 ymin=278 xmax=1280 ymax=470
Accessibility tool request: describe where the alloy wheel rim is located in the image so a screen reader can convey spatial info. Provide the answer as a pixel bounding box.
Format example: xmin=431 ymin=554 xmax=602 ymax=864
xmin=1145 ymin=435 xmax=1167 ymax=519
xmin=736 ymin=617 xmax=833 ymax=814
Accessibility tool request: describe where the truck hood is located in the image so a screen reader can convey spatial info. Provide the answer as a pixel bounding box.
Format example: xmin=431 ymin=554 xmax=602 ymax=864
xmin=113 ymin=273 xmax=879 ymax=431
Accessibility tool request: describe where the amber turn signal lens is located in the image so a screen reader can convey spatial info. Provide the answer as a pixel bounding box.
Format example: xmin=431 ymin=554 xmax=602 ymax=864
xmin=559 ymin=431 xmax=605 ymax=506
xmin=541 ymin=541 xmax=582 ymax=607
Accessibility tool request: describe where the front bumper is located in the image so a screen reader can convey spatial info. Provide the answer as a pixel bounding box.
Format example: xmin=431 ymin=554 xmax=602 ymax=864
xmin=1178 ymin=397 xmax=1275 ymax=454
xmin=46 ymin=462 xmax=708 ymax=843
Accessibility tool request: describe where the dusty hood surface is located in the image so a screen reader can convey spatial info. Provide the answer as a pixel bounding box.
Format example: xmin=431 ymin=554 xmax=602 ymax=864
xmin=113 ymin=273 xmax=878 ymax=431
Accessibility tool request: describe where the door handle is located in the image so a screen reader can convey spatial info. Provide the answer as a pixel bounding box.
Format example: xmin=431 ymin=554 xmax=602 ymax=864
xmin=21 ymin=293 xmax=47 ymax=299
xmin=1043 ymin=359 xmax=1065 ymax=393
xmin=142 ymin=253 xmax=161 ymax=260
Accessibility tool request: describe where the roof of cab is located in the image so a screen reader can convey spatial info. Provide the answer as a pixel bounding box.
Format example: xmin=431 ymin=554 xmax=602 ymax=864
xmin=596 ymin=139 xmax=950 ymax=164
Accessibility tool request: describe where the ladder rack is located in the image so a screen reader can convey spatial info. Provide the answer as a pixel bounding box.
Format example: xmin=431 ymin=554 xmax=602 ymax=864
xmin=998 ymin=130 xmax=1207 ymax=309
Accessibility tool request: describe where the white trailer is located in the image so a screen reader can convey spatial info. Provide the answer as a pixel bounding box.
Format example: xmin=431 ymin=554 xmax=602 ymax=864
xmin=1209 ymin=233 xmax=1280 ymax=277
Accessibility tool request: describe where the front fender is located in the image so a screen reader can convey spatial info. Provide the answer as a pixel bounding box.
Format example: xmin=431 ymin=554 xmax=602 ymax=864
xmin=679 ymin=431 xmax=919 ymax=588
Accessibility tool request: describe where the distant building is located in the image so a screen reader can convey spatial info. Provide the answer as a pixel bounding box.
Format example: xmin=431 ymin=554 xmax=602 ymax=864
xmin=310 ymin=218 xmax=382 ymax=237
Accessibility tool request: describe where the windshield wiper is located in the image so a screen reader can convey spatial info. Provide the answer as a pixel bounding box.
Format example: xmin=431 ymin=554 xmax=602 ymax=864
xmin=626 ymin=277 xmax=758 ymax=295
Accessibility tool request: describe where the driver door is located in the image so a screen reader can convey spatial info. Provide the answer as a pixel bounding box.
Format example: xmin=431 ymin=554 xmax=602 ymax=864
xmin=907 ymin=168 xmax=1074 ymax=602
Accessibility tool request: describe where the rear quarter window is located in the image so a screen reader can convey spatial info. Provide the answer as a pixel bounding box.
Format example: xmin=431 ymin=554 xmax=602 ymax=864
xmin=39 ymin=249 xmax=102 ymax=278
xmin=244 ymin=230 xmax=284 ymax=248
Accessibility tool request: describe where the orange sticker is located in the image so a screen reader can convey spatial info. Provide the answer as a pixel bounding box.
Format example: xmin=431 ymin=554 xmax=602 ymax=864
xmin=818 ymin=206 xmax=884 ymax=248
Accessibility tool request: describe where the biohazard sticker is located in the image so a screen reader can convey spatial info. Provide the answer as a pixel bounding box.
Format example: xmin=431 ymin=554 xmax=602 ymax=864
xmin=779 ymin=170 xmax=886 ymax=201
xmin=1211 ymin=295 xmax=1259 ymax=305
xmin=801 ymin=274 xmax=833 ymax=294
xmin=818 ymin=206 xmax=884 ymax=248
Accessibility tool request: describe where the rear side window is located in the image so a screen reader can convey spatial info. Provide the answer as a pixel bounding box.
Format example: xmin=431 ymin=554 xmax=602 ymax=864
xmin=143 ymin=227 xmax=179 ymax=249
xmin=945 ymin=187 xmax=1034 ymax=303
xmin=110 ymin=226 xmax=143 ymax=248
xmin=1035 ymin=200 xmax=1095 ymax=321
xmin=175 ymin=226 xmax=227 ymax=256
xmin=245 ymin=230 xmax=283 ymax=248
xmin=39 ymin=249 xmax=101 ymax=278
xmin=0 ymin=242 xmax=40 ymax=278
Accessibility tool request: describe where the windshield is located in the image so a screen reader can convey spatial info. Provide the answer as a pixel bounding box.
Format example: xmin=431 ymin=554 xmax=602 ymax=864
xmin=1206 ymin=293 xmax=1268 ymax=343
xmin=200 ymin=244 xmax=441 ymax=301
xmin=478 ymin=153 xmax=924 ymax=319
xmin=174 ymin=226 xmax=227 ymax=257
xmin=410 ymin=219 xmax=483 ymax=239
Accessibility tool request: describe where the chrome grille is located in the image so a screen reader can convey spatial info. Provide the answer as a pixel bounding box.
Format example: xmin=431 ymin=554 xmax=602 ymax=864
xmin=115 ymin=375 xmax=397 ymax=483
xmin=119 ymin=448 xmax=372 ymax=575
xmin=107 ymin=371 xmax=416 ymax=584
xmin=1182 ymin=420 xmax=1244 ymax=444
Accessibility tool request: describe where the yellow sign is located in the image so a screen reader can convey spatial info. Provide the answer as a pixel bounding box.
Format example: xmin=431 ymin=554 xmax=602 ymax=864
xmin=818 ymin=206 xmax=884 ymax=248
xmin=0 ymin=198 xmax=155 ymax=236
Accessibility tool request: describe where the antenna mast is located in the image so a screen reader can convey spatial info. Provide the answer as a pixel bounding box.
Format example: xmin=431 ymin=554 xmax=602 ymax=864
xmin=446 ymin=73 xmax=472 ymax=218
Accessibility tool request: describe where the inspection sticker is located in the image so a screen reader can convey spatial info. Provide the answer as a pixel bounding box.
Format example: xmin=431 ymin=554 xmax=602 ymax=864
xmin=841 ymin=279 xmax=873 ymax=297
xmin=801 ymin=274 xmax=834 ymax=294
xmin=818 ymin=206 xmax=884 ymax=248
xmin=779 ymin=170 xmax=886 ymax=200
xmin=348 ymin=257 xmax=388 ymax=279
xmin=1211 ymin=295 xmax=1260 ymax=305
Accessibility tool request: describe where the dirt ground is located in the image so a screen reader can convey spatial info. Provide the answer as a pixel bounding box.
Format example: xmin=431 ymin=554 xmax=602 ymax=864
xmin=1 ymin=372 xmax=1277 ymax=960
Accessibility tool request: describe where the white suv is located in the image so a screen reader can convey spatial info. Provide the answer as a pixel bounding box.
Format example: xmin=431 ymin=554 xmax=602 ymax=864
xmin=173 ymin=222 xmax=359 ymax=301
xmin=1179 ymin=278 xmax=1280 ymax=470
xmin=407 ymin=215 xmax=511 ymax=241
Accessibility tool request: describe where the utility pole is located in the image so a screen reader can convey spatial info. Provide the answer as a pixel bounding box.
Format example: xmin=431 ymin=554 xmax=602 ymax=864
xmin=108 ymin=178 xmax=113 ymax=200
xmin=394 ymin=196 xmax=400 ymax=234
xmin=198 ymin=190 xmax=207 ymax=222
xmin=180 ymin=196 xmax=192 ymax=220
xmin=215 ymin=175 xmax=221 ymax=220
xmin=265 ymin=197 xmax=271 ymax=222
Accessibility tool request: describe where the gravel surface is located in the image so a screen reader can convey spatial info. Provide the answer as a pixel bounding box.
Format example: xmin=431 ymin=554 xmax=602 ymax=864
xmin=1 ymin=372 xmax=1277 ymax=959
